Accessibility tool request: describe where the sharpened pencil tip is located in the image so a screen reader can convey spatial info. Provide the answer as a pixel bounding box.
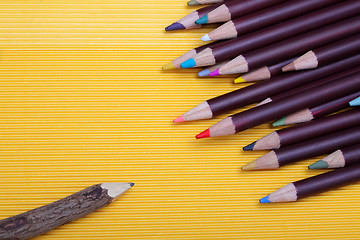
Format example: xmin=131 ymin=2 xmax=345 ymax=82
xmin=195 ymin=15 xmax=208 ymax=24
xmin=260 ymin=195 xmax=271 ymax=203
xmin=241 ymin=161 xmax=256 ymax=171
xmin=162 ymin=62 xmax=176 ymax=70
xmin=209 ymin=68 xmax=220 ymax=77
xmin=349 ymin=96 xmax=360 ymax=106
xmin=273 ymin=117 xmax=286 ymax=127
xmin=196 ymin=129 xmax=210 ymax=139
xmin=308 ymin=160 xmax=329 ymax=169
xmin=198 ymin=69 xmax=211 ymax=77
xmin=173 ymin=115 xmax=185 ymax=123
xmin=243 ymin=141 xmax=256 ymax=151
xmin=282 ymin=62 xmax=295 ymax=72
xmin=165 ymin=22 xmax=186 ymax=31
xmin=234 ymin=76 xmax=245 ymax=83
xmin=129 ymin=182 xmax=135 ymax=187
xmin=187 ymin=0 xmax=199 ymax=6
xmin=201 ymin=34 xmax=212 ymax=42
xmin=181 ymin=58 xmax=196 ymax=68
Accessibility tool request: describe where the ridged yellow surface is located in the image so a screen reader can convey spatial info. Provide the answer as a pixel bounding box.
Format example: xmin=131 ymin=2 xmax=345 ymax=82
xmin=0 ymin=1 xmax=359 ymax=239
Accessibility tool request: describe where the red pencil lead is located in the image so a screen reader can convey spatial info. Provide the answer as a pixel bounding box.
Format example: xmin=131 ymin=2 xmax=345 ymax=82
xmin=196 ymin=129 xmax=210 ymax=139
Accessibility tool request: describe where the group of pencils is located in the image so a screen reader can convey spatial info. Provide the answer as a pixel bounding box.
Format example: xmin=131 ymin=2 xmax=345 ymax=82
xmin=164 ymin=0 xmax=360 ymax=203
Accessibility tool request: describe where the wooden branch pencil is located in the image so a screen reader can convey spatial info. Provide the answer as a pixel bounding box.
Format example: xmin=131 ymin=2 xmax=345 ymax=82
xmin=260 ymin=164 xmax=360 ymax=203
xmin=174 ymin=54 xmax=360 ymax=123
xmin=0 ymin=182 xmax=133 ymax=239
xmin=244 ymin=109 xmax=360 ymax=151
xmin=187 ymin=0 xmax=224 ymax=6
xmin=283 ymin=34 xmax=360 ymax=71
xmin=234 ymin=57 xmax=296 ymax=83
xmin=273 ymin=91 xmax=360 ymax=127
xmin=309 ymin=144 xmax=360 ymax=169
xmin=196 ymin=71 xmax=360 ymax=139
xmin=195 ymin=0 xmax=286 ymax=24
xmin=215 ymin=16 xmax=360 ymax=75
xmin=257 ymin=67 xmax=360 ymax=106
xmin=181 ymin=1 xmax=360 ymax=68
xmin=165 ymin=2 xmax=222 ymax=31
xmin=202 ymin=0 xmax=342 ymax=41
xmin=242 ymin=126 xmax=360 ymax=171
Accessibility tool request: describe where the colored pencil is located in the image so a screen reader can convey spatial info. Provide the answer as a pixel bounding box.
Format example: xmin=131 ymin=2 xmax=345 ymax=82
xmin=257 ymin=67 xmax=360 ymax=106
xmin=187 ymin=0 xmax=224 ymax=6
xmin=196 ymin=71 xmax=360 ymax=139
xmin=216 ymin=16 xmax=360 ymax=75
xmin=165 ymin=2 xmax=222 ymax=31
xmin=309 ymin=144 xmax=360 ymax=169
xmin=181 ymin=2 xmax=360 ymax=68
xmin=198 ymin=61 xmax=227 ymax=77
xmin=244 ymin=109 xmax=360 ymax=151
xmin=163 ymin=40 xmax=226 ymax=70
xmin=234 ymin=58 xmax=296 ymax=83
xmin=260 ymin=164 xmax=360 ymax=203
xmin=195 ymin=0 xmax=286 ymax=24
xmin=0 ymin=182 xmax=134 ymax=239
xmin=174 ymin=54 xmax=360 ymax=123
xmin=273 ymin=91 xmax=360 ymax=127
xmin=202 ymin=0 xmax=342 ymax=41
xmin=242 ymin=126 xmax=360 ymax=171
xmin=349 ymin=96 xmax=360 ymax=106
xmin=283 ymin=34 xmax=360 ymax=71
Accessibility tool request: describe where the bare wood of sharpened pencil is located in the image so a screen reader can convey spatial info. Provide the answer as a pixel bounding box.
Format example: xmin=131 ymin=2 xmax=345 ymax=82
xmin=239 ymin=57 xmax=296 ymax=82
xmin=0 ymin=183 xmax=133 ymax=239
xmin=283 ymin=34 xmax=360 ymax=71
xmin=317 ymin=144 xmax=360 ymax=168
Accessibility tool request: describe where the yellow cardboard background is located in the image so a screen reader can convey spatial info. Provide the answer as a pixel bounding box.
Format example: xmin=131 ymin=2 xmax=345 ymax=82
xmin=0 ymin=1 xmax=359 ymax=239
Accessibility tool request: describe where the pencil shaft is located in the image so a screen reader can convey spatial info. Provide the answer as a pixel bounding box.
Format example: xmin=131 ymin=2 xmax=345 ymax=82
xmin=210 ymin=1 xmax=360 ymax=63
xmin=242 ymin=17 xmax=360 ymax=71
xmin=207 ymin=55 xmax=360 ymax=117
xmin=342 ymin=145 xmax=360 ymax=166
xmin=234 ymin=71 xmax=360 ymax=133
xmin=269 ymin=67 xmax=360 ymax=103
xmin=277 ymin=126 xmax=360 ymax=167
xmin=278 ymin=109 xmax=360 ymax=148
xmin=295 ymin=164 xmax=360 ymax=199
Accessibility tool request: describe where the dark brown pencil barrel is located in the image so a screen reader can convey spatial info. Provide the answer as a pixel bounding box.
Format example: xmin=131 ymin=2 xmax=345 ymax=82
xmin=243 ymin=17 xmax=360 ymax=70
xmin=278 ymin=109 xmax=360 ymax=148
xmin=195 ymin=40 xmax=227 ymax=54
xmin=231 ymin=71 xmax=360 ymax=134
xmin=310 ymin=91 xmax=360 ymax=119
xmin=211 ymin=1 xmax=360 ymax=62
xmin=225 ymin=0 xmax=285 ymax=19
xmin=207 ymin=54 xmax=360 ymax=116
xmin=266 ymin=58 xmax=297 ymax=78
xmin=312 ymin=34 xmax=360 ymax=67
xmin=270 ymin=67 xmax=360 ymax=102
xmin=232 ymin=0 xmax=341 ymax=36
xmin=197 ymin=2 xmax=223 ymax=16
xmin=294 ymin=164 xmax=360 ymax=199
xmin=0 ymin=184 xmax=112 ymax=239
xmin=276 ymin=126 xmax=360 ymax=167
xmin=342 ymin=144 xmax=360 ymax=166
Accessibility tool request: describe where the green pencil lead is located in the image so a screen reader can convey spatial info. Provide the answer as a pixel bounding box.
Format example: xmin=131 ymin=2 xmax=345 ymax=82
xmin=308 ymin=160 xmax=329 ymax=169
